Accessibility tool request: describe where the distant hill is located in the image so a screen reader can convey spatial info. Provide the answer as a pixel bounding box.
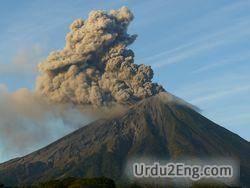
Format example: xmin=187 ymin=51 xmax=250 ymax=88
xmin=0 ymin=92 xmax=249 ymax=187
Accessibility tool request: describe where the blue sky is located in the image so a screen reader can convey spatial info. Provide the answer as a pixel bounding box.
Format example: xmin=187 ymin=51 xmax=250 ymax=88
xmin=0 ymin=0 xmax=249 ymax=155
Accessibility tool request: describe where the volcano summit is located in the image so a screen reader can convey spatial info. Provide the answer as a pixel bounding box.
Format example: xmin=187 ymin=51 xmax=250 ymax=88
xmin=0 ymin=7 xmax=249 ymax=188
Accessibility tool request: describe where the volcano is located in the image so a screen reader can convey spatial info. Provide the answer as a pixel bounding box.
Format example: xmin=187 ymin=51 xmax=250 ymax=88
xmin=0 ymin=92 xmax=249 ymax=187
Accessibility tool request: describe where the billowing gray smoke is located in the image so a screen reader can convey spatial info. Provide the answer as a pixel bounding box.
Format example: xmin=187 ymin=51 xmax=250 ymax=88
xmin=0 ymin=7 xmax=201 ymax=163
xmin=36 ymin=6 xmax=164 ymax=106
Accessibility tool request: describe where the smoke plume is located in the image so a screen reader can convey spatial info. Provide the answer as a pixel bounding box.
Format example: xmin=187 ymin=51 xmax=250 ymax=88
xmin=0 ymin=85 xmax=95 ymax=162
xmin=0 ymin=7 xmax=200 ymax=162
xmin=36 ymin=6 xmax=164 ymax=107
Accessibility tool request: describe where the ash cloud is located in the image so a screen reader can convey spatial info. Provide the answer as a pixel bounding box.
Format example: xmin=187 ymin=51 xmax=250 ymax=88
xmin=0 ymin=85 xmax=93 ymax=162
xmin=1 ymin=7 xmax=196 ymax=162
xmin=0 ymin=45 xmax=43 ymax=78
xmin=36 ymin=6 xmax=164 ymax=107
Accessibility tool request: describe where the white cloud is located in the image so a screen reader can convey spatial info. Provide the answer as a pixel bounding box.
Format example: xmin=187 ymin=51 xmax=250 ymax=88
xmin=190 ymin=85 xmax=250 ymax=105
xmin=138 ymin=1 xmax=250 ymax=68
xmin=191 ymin=53 xmax=250 ymax=74
xmin=151 ymin=21 xmax=250 ymax=68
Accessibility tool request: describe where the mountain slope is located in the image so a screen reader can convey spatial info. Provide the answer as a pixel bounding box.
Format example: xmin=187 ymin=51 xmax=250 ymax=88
xmin=0 ymin=92 xmax=249 ymax=186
